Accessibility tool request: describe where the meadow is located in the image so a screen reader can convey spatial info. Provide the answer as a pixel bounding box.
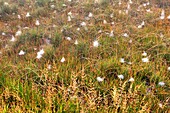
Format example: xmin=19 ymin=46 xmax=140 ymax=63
xmin=0 ymin=0 xmax=170 ymax=112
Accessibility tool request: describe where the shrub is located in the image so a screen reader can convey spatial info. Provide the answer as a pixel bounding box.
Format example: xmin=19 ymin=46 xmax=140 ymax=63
xmin=0 ymin=2 xmax=18 ymax=16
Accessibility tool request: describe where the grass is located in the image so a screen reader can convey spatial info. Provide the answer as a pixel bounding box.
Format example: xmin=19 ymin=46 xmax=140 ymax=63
xmin=0 ymin=0 xmax=170 ymax=112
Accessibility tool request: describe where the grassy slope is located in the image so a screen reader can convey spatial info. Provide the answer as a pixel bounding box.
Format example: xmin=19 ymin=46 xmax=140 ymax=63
xmin=0 ymin=0 xmax=170 ymax=112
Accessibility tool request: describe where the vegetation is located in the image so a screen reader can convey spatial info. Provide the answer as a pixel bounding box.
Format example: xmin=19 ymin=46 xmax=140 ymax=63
xmin=0 ymin=0 xmax=170 ymax=112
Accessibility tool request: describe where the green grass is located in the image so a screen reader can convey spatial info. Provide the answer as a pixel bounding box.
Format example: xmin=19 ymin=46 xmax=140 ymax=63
xmin=0 ymin=0 xmax=170 ymax=112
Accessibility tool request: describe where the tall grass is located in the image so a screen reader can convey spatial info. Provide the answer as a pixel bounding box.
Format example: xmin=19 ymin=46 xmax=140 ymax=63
xmin=0 ymin=0 xmax=170 ymax=112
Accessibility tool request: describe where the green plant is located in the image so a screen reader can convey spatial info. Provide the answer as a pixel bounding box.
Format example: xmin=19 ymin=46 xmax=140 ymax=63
xmin=0 ymin=3 xmax=18 ymax=15
xmin=75 ymin=42 xmax=90 ymax=61
xmin=35 ymin=0 xmax=50 ymax=7
xmin=14 ymin=30 xmax=43 ymax=48
xmin=33 ymin=7 xmax=48 ymax=17
xmin=51 ymin=33 xmax=62 ymax=48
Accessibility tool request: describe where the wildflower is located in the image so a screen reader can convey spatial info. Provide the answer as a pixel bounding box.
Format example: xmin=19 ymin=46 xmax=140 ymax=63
xmin=39 ymin=49 xmax=44 ymax=55
xmin=142 ymin=51 xmax=147 ymax=56
xmin=168 ymin=67 xmax=170 ymax=71
xmin=160 ymin=15 xmax=164 ymax=20
xmin=10 ymin=35 xmax=15 ymax=42
xmin=68 ymin=0 xmax=72 ymax=2
xmin=19 ymin=50 xmax=25 ymax=56
xmin=125 ymin=10 xmax=128 ymax=14
xmin=105 ymin=32 xmax=109 ymax=35
xmin=93 ymin=40 xmax=99 ymax=47
xmin=127 ymin=3 xmax=130 ymax=10
xmin=129 ymin=39 xmax=132 ymax=43
xmin=53 ymin=24 xmax=56 ymax=28
xmin=160 ymin=9 xmax=165 ymax=20
xmin=4 ymin=2 xmax=9 ymax=6
xmin=146 ymin=9 xmax=152 ymax=13
xmin=53 ymin=11 xmax=56 ymax=14
xmin=120 ymin=58 xmax=125 ymax=63
xmin=67 ymin=88 xmax=71 ymax=92
xmin=109 ymin=30 xmax=114 ymax=37
xmin=103 ymin=20 xmax=107 ymax=24
xmin=2 ymin=32 xmax=6 ymax=36
xmin=62 ymin=4 xmax=67 ymax=7
xmin=119 ymin=0 xmax=121 ymax=5
xmin=36 ymin=49 xmax=44 ymax=59
xmin=61 ymin=57 xmax=65 ymax=63
xmin=66 ymin=37 xmax=71 ymax=41
xmin=68 ymin=11 xmax=72 ymax=16
xmin=137 ymin=6 xmax=141 ymax=11
xmin=97 ymin=77 xmax=104 ymax=82
xmin=143 ymin=3 xmax=147 ymax=7
xmin=23 ymin=27 xmax=29 ymax=29
xmin=47 ymin=65 xmax=52 ymax=70
xmin=142 ymin=57 xmax=149 ymax=63
xmin=129 ymin=0 xmax=133 ymax=4
xmin=67 ymin=16 xmax=71 ymax=21
xmin=51 ymin=4 xmax=55 ymax=9
xmin=128 ymin=62 xmax=132 ymax=65
xmin=129 ymin=77 xmax=134 ymax=82
xmin=74 ymin=40 xmax=78 ymax=45
xmin=15 ymin=30 xmax=22 ymax=37
xmin=160 ymin=33 xmax=164 ymax=38
xmin=77 ymin=27 xmax=80 ymax=31
xmin=122 ymin=33 xmax=129 ymax=37
xmin=36 ymin=53 xmax=42 ymax=59
xmin=167 ymin=15 xmax=170 ymax=20
xmin=138 ymin=21 xmax=145 ymax=28
xmin=35 ymin=20 xmax=40 ymax=26
xmin=80 ymin=22 xmax=86 ymax=27
xmin=146 ymin=9 xmax=150 ymax=12
xmin=18 ymin=15 xmax=21 ymax=19
xmin=98 ymin=30 xmax=102 ymax=33
xmin=138 ymin=25 xmax=142 ymax=29
xmin=158 ymin=81 xmax=165 ymax=86
xmin=110 ymin=13 xmax=113 ymax=18
xmin=94 ymin=0 xmax=100 ymax=3
xmin=141 ymin=21 xmax=145 ymax=26
xmin=158 ymin=103 xmax=163 ymax=108
xmin=84 ymin=17 xmax=89 ymax=21
xmin=111 ymin=21 xmax=115 ymax=25
xmin=88 ymin=12 xmax=93 ymax=17
xmin=26 ymin=12 xmax=31 ymax=17
xmin=118 ymin=74 xmax=124 ymax=79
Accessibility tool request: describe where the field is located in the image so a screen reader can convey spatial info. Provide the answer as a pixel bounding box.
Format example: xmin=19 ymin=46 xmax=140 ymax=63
xmin=0 ymin=0 xmax=170 ymax=112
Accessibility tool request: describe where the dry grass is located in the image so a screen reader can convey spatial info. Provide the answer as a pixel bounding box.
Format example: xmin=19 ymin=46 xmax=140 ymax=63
xmin=0 ymin=0 xmax=170 ymax=112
